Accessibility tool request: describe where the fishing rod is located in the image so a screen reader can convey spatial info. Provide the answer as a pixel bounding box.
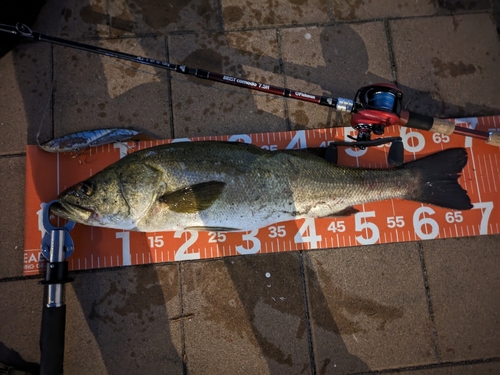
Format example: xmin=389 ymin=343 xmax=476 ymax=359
xmin=1 ymin=22 xmax=499 ymax=151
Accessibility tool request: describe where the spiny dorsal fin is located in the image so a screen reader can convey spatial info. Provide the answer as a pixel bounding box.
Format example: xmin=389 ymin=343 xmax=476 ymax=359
xmin=159 ymin=181 xmax=226 ymax=213
xmin=326 ymin=206 xmax=360 ymax=217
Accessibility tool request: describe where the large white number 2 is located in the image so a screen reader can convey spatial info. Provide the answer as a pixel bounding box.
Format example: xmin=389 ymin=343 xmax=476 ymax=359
xmin=174 ymin=231 xmax=200 ymax=260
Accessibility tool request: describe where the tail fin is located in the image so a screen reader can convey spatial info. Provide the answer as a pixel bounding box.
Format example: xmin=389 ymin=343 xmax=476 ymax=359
xmin=404 ymin=148 xmax=472 ymax=210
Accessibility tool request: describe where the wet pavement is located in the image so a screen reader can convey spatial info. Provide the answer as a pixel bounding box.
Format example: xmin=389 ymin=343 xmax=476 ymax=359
xmin=0 ymin=0 xmax=499 ymax=374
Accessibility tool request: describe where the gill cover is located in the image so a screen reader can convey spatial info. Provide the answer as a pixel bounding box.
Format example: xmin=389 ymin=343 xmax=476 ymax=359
xmin=118 ymin=163 xmax=163 ymax=218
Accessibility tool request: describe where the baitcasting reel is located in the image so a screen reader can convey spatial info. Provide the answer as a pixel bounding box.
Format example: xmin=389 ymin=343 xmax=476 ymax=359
xmin=327 ymin=83 xmax=405 ymax=166
xmin=351 ymin=83 xmax=403 ymax=144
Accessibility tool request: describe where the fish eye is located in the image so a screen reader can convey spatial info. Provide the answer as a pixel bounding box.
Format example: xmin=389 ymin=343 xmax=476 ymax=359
xmin=79 ymin=181 xmax=93 ymax=196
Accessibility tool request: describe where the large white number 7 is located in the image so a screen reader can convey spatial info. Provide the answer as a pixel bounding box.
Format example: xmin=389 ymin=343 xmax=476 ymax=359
xmin=472 ymin=202 xmax=494 ymax=235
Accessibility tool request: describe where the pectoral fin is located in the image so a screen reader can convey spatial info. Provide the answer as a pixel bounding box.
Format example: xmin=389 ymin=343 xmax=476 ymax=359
xmin=160 ymin=181 xmax=226 ymax=213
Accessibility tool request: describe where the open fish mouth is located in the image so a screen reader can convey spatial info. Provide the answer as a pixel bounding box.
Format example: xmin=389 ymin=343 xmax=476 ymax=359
xmin=51 ymin=201 xmax=93 ymax=222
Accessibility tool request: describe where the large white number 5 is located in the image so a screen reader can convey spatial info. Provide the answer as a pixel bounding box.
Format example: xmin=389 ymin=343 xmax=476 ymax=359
xmin=355 ymin=211 xmax=379 ymax=245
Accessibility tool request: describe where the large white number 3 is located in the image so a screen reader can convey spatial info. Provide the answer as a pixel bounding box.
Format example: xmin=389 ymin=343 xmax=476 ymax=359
xmin=236 ymin=230 xmax=261 ymax=254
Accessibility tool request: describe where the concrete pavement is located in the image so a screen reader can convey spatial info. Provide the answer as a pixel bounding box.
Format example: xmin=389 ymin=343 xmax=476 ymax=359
xmin=1 ymin=0 xmax=499 ymax=374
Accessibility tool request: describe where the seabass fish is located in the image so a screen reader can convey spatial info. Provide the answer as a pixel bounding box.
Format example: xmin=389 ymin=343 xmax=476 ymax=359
xmin=54 ymin=141 xmax=472 ymax=232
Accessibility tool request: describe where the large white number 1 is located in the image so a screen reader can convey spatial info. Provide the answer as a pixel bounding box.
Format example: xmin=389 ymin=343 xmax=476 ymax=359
xmin=116 ymin=231 xmax=131 ymax=266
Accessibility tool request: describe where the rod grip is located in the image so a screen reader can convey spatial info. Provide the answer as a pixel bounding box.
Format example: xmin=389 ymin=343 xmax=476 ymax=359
xmin=486 ymin=131 xmax=500 ymax=147
xmin=40 ymin=305 xmax=66 ymax=375
xmin=401 ymin=110 xmax=455 ymax=135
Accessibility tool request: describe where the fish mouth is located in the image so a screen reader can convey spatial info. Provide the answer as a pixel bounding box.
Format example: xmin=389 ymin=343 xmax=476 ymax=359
xmin=51 ymin=200 xmax=93 ymax=222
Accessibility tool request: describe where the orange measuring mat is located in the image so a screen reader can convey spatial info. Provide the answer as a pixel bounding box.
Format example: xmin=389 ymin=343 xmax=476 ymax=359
xmin=24 ymin=116 xmax=500 ymax=275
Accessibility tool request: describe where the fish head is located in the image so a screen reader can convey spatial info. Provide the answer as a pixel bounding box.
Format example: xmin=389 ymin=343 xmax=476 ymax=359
xmin=55 ymin=161 xmax=164 ymax=230
xmin=56 ymin=168 xmax=134 ymax=228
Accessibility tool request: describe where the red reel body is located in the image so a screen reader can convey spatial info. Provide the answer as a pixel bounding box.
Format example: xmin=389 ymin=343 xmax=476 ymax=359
xmin=350 ymin=83 xmax=403 ymax=142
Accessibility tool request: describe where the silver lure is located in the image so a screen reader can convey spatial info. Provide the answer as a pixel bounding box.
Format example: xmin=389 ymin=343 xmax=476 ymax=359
xmin=40 ymin=128 xmax=140 ymax=153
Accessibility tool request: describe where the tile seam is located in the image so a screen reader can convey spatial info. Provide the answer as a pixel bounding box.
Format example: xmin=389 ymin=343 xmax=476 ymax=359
xmin=216 ymin=0 xmax=225 ymax=32
xmin=0 ymin=152 xmax=26 ymax=158
xmin=350 ymin=356 xmax=500 ymax=374
xmin=298 ymin=251 xmax=316 ymax=375
xmin=417 ymin=242 xmax=442 ymax=363
xmin=383 ymin=19 xmax=398 ymax=86
xmin=164 ymin=35 xmax=175 ymax=139
xmin=276 ymin=28 xmax=292 ymax=132
xmin=178 ymin=262 xmax=188 ymax=375
xmin=32 ymin=11 xmax=494 ymax=43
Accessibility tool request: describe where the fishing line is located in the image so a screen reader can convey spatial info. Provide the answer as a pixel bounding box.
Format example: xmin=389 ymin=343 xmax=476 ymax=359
xmin=34 ymin=1 xmax=70 ymax=146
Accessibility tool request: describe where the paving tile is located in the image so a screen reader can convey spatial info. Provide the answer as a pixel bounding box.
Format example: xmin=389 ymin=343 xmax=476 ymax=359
xmin=221 ymin=0 xmax=330 ymax=30
xmin=65 ymin=265 xmax=183 ymax=374
xmin=280 ymin=23 xmax=393 ymax=129
xmin=0 ymin=156 xmax=26 ymax=279
xmin=422 ymin=236 xmax=500 ymax=362
xmin=108 ymin=0 xmax=220 ymax=37
xmin=53 ymin=36 xmax=171 ymax=139
xmin=168 ymin=30 xmax=287 ymax=138
xmin=305 ymin=243 xmax=436 ymax=373
xmin=0 ymin=41 xmax=52 ymax=152
xmin=398 ymin=361 xmax=500 ymax=374
xmin=390 ymin=14 xmax=500 ymax=118
xmin=181 ymin=253 xmax=311 ymax=374
xmin=330 ymin=0 xmax=436 ymax=20
xmin=56 ymin=0 xmax=110 ymax=39
xmin=0 ymin=278 xmax=42 ymax=374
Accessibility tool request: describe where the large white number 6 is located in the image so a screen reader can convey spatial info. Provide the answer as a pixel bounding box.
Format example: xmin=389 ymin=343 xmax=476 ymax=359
xmin=413 ymin=207 xmax=439 ymax=239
